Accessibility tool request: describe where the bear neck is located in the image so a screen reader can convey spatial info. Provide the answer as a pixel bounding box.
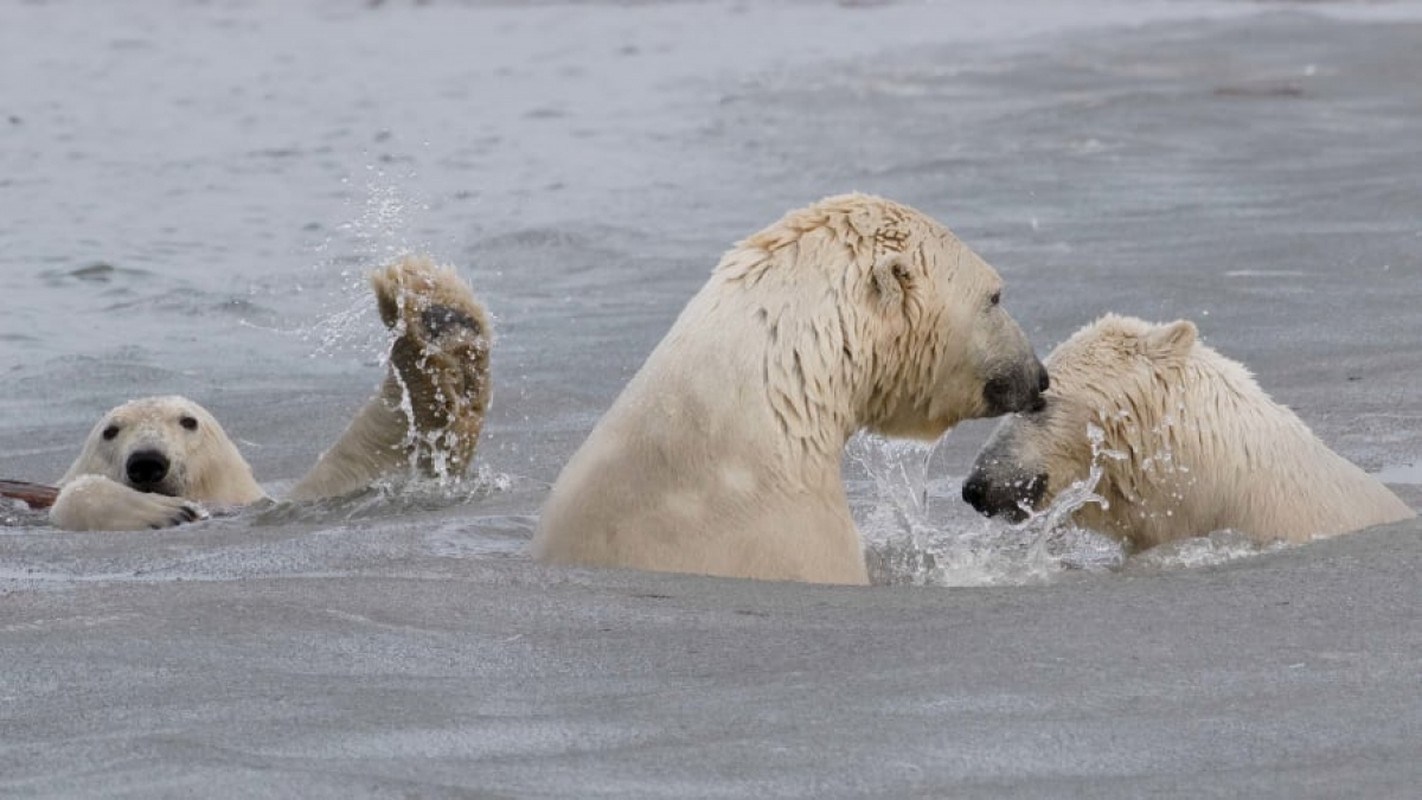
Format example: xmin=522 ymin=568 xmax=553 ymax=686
xmin=1091 ymin=351 xmax=1386 ymax=545
xmin=653 ymin=275 xmax=865 ymax=482
xmin=1089 ymin=357 xmax=1245 ymax=543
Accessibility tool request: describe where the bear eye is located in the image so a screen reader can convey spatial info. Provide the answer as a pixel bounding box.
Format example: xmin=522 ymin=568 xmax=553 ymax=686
xmin=989 ymin=291 xmax=1002 ymax=307
xmin=180 ymin=415 xmax=199 ymax=431
xmin=102 ymin=424 xmax=120 ymax=441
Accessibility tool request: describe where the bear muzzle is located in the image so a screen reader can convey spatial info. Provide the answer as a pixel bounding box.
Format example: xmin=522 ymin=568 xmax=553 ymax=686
xmin=961 ymin=467 xmax=1047 ymax=522
xmin=983 ymin=359 xmax=1050 ymax=416
xmin=125 ymin=449 xmax=175 ymax=495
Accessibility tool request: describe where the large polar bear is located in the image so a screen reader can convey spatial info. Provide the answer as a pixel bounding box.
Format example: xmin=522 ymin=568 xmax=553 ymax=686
xmin=963 ymin=314 xmax=1416 ymax=548
xmin=532 ymin=193 xmax=1050 ymax=584
xmin=48 ymin=256 xmax=492 ymax=531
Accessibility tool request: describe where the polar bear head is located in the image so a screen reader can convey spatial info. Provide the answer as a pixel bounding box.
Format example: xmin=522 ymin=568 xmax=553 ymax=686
xmin=962 ymin=314 xmax=1200 ymax=528
xmin=722 ymin=193 xmax=1049 ymax=444
xmin=60 ymin=395 xmax=265 ymax=506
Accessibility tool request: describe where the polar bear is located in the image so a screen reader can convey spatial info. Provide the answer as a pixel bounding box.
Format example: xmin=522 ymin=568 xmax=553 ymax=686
xmin=963 ymin=314 xmax=1416 ymax=548
xmin=48 ymin=256 xmax=492 ymax=531
xmin=532 ymin=193 xmax=1049 ymax=584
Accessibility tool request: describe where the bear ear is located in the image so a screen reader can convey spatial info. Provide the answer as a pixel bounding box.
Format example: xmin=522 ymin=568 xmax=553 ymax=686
xmin=1143 ymin=319 xmax=1197 ymax=359
xmin=869 ymin=252 xmax=912 ymax=313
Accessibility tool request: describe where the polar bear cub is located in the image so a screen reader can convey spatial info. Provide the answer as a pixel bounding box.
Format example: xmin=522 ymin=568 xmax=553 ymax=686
xmin=533 ymin=193 xmax=1049 ymax=584
xmin=49 ymin=256 xmax=492 ymax=531
xmin=963 ymin=314 xmax=1415 ymax=548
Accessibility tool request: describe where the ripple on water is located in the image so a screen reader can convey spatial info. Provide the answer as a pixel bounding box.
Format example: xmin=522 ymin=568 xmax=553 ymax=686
xmin=1375 ymin=461 xmax=1422 ymax=485
xmin=251 ymin=465 xmax=521 ymax=527
xmin=40 ymin=262 xmax=154 ymax=286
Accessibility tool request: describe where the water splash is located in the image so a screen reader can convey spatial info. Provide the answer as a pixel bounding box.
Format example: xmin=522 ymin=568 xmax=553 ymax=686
xmin=854 ymin=423 xmax=1294 ymax=586
xmin=854 ymin=426 xmax=1126 ymax=587
xmin=305 ymin=172 xmax=418 ymax=358
xmin=327 ymin=165 xmax=436 ymax=265
xmin=847 ymin=436 xmax=941 ymax=584
xmin=252 ymin=164 xmax=438 ymax=360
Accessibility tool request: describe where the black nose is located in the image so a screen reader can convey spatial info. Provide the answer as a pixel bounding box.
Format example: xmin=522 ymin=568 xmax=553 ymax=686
xmin=962 ymin=468 xmax=1046 ymax=521
xmin=1027 ymin=362 xmax=1050 ymax=413
xmin=984 ymin=357 xmax=1051 ymax=416
xmin=961 ymin=473 xmax=991 ymax=514
xmin=126 ymin=450 xmax=170 ymax=486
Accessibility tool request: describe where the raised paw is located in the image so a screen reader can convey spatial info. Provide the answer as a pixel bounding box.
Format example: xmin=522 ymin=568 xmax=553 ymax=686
xmin=371 ymin=256 xmax=492 ymax=477
xmin=286 ymin=257 xmax=495 ymax=501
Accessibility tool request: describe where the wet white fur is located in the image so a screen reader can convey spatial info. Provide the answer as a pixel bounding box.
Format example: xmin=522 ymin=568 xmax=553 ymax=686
xmin=984 ymin=314 xmax=1416 ymax=547
xmin=532 ymin=193 xmax=1042 ymax=584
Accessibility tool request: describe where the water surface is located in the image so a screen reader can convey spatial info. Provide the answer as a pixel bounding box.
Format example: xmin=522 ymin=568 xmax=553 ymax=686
xmin=3 ymin=1 xmax=1421 ymax=797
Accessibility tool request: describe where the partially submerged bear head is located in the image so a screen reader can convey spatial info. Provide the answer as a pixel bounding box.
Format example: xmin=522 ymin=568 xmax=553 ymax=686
xmin=62 ymin=395 xmax=264 ymax=505
xmin=733 ymin=193 xmax=1048 ymax=444
xmin=962 ymin=314 xmax=1198 ymax=523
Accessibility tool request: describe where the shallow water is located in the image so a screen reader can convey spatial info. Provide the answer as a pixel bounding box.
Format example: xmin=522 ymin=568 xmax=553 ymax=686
xmin=3 ymin=1 xmax=1422 ymax=797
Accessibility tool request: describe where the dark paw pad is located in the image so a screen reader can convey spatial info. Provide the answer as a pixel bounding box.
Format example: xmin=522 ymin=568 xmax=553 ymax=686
xmin=421 ymin=305 xmax=480 ymax=339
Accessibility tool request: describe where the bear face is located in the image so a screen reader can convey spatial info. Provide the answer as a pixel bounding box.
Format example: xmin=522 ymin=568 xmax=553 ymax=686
xmin=861 ymin=242 xmax=1048 ymax=440
xmin=962 ymin=315 xmax=1199 ymax=529
xmin=60 ymin=395 xmax=265 ymax=507
xmin=734 ymin=194 xmax=1049 ymax=445
xmin=961 ymin=313 xmax=1416 ymax=547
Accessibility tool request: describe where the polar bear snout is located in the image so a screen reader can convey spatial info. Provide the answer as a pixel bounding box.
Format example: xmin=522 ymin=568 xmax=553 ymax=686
xmin=961 ymin=466 xmax=1046 ymax=521
xmin=983 ymin=359 xmax=1050 ymax=416
xmin=125 ymin=449 xmax=172 ymax=492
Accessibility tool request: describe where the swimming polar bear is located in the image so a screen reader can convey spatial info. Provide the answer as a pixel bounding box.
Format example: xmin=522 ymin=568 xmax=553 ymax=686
xmin=533 ymin=193 xmax=1049 ymax=584
xmin=48 ymin=256 xmax=492 ymax=531
xmin=963 ymin=314 xmax=1415 ymax=547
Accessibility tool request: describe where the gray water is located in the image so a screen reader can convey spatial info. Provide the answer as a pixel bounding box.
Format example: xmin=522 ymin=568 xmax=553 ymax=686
xmin=3 ymin=1 xmax=1422 ymax=797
